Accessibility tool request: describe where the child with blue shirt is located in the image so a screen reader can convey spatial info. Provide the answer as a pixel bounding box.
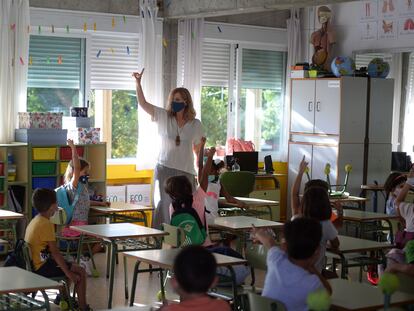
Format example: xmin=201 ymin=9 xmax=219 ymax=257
xmin=251 ymin=217 xmax=332 ymax=311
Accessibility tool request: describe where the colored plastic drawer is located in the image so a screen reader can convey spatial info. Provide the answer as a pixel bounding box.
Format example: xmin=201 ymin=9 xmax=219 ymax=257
xmin=32 ymin=147 xmax=57 ymax=160
xmin=60 ymin=162 xmax=69 ymax=175
xmin=32 ymin=177 xmax=56 ymax=189
xmin=60 ymin=146 xmax=84 ymax=160
xmin=0 ymin=193 xmax=4 ymax=206
xmin=0 ymin=178 xmax=3 ymax=191
xmin=32 ymin=162 xmax=56 ymax=176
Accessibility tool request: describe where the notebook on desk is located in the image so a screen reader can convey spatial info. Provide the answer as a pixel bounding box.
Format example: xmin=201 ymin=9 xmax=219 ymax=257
xmin=225 ymin=151 xmax=258 ymax=173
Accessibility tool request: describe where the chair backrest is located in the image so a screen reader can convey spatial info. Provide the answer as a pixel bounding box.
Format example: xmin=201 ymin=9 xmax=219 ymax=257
xmin=162 ymin=223 xmax=186 ymax=248
xmin=50 ymin=207 xmax=67 ymax=225
xmin=245 ymin=243 xmax=268 ymax=271
xmin=21 ymin=241 xmax=33 ymax=272
xmin=248 ymin=292 xmax=286 ymax=311
xmin=220 ymin=171 xmax=256 ymax=197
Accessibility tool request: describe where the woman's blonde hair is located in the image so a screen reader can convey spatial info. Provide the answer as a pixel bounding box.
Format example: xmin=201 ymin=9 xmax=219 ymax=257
xmin=166 ymin=87 xmax=196 ymax=120
xmin=64 ymin=158 xmax=90 ymax=184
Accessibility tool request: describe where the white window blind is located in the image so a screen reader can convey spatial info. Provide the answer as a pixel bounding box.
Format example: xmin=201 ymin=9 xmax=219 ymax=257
xmin=355 ymin=52 xmax=393 ymax=69
xmin=201 ymin=41 xmax=231 ymax=87
xmin=241 ymin=49 xmax=286 ymax=91
xmin=28 ymin=35 xmax=84 ymax=89
xmin=90 ymin=33 xmax=140 ymax=90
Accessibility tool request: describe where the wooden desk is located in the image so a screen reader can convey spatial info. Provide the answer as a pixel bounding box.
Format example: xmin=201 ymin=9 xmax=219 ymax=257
xmin=330 ymin=278 xmax=414 ymax=310
xmin=327 ymin=235 xmax=394 ymax=279
xmin=0 ymin=210 xmax=24 ymax=220
xmin=70 ymin=223 xmax=168 ymax=309
xmin=218 ymin=197 xmax=279 ymax=220
xmin=124 ymin=248 xmax=247 ymax=308
xmin=360 ymin=184 xmax=385 ymax=213
xmin=210 ymin=216 xmax=283 ymax=253
xmin=342 ymin=209 xmax=399 ymax=243
xmin=0 ymin=267 xmax=62 ymax=311
xmin=90 ymin=202 xmax=153 ymax=226
xmin=330 ymin=196 xmax=368 ymax=210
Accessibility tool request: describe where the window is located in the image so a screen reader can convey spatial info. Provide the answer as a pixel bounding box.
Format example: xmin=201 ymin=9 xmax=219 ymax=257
xmin=200 ymin=41 xmax=286 ymax=157
xmin=27 ymin=35 xmax=85 ymax=114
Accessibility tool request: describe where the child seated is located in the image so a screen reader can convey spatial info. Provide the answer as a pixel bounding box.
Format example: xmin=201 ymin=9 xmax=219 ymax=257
xmin=395 ymin=166 xmax=414 ymax=248
xmin=24 ymin=188 xmax=91 ymax=311
xmin=251 ymin=217 xmax=332 ymax=311
xmin=384 ymin=172 xmax=407 ymax=216
xmin=160 ymin=245 xmax=231 ymax=311
xmin=386 ymin=240 xmax=414 ymax=277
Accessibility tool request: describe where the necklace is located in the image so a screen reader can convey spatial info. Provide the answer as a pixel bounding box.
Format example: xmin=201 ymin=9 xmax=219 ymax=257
xmin=175 ymin=119 xmax=185 ymax=146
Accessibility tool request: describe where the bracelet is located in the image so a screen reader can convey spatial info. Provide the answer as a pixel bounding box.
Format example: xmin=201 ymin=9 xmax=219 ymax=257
xmin=407 ymin=177 xmax=414 ymax=187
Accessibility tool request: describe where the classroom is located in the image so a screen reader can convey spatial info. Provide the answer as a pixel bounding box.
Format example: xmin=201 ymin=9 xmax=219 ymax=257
xmin=0 ymin=0 xmax=414 ymax=310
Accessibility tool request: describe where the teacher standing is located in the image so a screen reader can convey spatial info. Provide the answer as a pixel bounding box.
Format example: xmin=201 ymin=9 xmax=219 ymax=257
xmin=133 ymin=69 xmax=204 ymax=228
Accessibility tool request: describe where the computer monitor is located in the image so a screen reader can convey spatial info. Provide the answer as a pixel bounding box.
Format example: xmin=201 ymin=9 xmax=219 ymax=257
xmin=226 ymin=151 xmax=258 ymax=173
xmin=391 ymin=151 xmax=410 ymax=171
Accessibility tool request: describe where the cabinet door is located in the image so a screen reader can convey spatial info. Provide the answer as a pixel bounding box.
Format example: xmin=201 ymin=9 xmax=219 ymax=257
xmin=291 ymin=80 xmax=315 ymax=133
xmin=314 ymin=80 xmax=340 ymax=135
xmin=311 ymin=145 xmax=338 ymax=186
xmin=288 ymin=143 xmax=313 ymax=199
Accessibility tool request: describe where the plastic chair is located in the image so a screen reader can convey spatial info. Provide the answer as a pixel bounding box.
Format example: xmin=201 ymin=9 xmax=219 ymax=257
xmin=247 ymin=292 xmax=287 ymax=311
xmin=220 ymin=171 xmax=256 ymax=197
xmin=162 ymin=223 xmax=186 ymax=248
xmin=245 ymin=243 xmax=268 ymax=292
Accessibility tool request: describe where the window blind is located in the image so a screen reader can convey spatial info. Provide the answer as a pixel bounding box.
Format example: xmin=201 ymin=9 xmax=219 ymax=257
xmin=354 ymin=52 xmax=393 ymax=69
xmin=90 ymin=33 xmax=140 ymax=90
xmin=241 ymin=49 xmax=286 ymax=91
xmin=28 ymin=35 xmax=83 ymax=89
xmin=201 ymin=41 xmax=231 ymax=87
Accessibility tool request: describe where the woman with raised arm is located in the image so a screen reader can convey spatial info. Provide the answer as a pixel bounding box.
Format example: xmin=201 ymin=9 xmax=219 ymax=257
xmin=133 ymin=69 xmax=204 ymax=228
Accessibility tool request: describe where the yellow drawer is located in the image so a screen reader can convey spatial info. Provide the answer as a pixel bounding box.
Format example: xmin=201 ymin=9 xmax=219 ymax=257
xmin=60 ymin=161 xmax=69 ymax=175
xmin=32 ymin=147 xmax=57 ymax=160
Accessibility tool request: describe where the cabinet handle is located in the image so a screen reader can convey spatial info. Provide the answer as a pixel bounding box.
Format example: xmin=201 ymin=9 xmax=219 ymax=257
xmin=308 ymin=101 xmax=313 ymax=111
xmin=316 ymin=101 xmax=321 ymax=112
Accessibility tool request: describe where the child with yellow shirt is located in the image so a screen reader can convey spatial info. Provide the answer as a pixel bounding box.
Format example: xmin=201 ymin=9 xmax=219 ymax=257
xmin=24 ymin=188 xmax=91 ymax=311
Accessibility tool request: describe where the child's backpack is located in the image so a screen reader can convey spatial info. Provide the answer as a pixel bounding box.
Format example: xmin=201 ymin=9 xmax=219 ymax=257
xmin=171 ymin=208 xmax=207 ymax=246
xmin=55 ymin=184 xmax=82 ymax=225
xmin=4 ymin=239 xmax=31 ymax=270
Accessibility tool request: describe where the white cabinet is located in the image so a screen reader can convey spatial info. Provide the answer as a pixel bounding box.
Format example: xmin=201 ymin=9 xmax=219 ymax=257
xmin=291 ymin=80 xmax=315 ymax=133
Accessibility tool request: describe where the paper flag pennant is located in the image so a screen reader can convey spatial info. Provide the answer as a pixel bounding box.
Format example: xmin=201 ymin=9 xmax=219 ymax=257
xmin=58 ymin=55 xmax=62 ymax=64
xmin=19 ymin=57 xmax=24 ymax=65
xmin=66 ymin=25 xmax=70 ymax=33
xmin=96 ymin=50 xmax=102 ymax=58
xmin=123 ymin=15 xmax=126 ymax=23
xmin=83 ymin=22 xmax=87 ymax=32
xmin=112 ymin=17 xmax=115 ymax=28
xmin=38 ymin=25 xmax=41 ymax=34
xmin=46 ymin=56 xmax=50 ymax=64
xmin=217 ymin=26 xmax=222 ymax=33
xmin=10 ymin=24 xmax=16 ymax=31
xmin=94 ymin=22 xmax=97 ymax=31
xmin=51 ymin=25 xmax=55 ymax=33
xmin=163 ymin=38 xmax=168 ymax=48
xmin=29 ymin=56 xmax=33 ymax=66
xmin=127 ymin=46 xmax=130 ymax=55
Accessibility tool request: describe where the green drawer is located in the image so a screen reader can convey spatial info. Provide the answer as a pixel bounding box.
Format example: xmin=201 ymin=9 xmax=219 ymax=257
xmin=0 ymin=178 xmax=3 ymax=191
xmin=32 ymin=162 xmax=57 ymax=176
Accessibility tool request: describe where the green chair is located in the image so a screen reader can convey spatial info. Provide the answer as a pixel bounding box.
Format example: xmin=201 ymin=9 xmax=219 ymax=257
xmin=247 ymin=292 xmax=287 ymax=311
xmin=245 ymin=242 xmax=268 ymax=293
xmin=220 ymin=171 xmax=256 ymax=197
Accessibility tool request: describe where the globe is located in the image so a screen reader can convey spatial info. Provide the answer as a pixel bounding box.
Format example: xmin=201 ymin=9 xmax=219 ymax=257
xmin=331 ymin=56 xmax=355 ymax=77
xmin=367 ymin=58 xmax=390 ymax=78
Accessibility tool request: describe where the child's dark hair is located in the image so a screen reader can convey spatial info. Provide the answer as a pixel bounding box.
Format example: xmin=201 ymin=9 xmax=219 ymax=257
xmin=212 ymin=159 xmax=225 ymax=172
xmin=64 ymin=158 xmax=90 ymax=184
xmin=32 ymin=188 xmax=57 ymax=213
xmin=284 ymin=217 xmax=322 ymax=260
xmin=304 ymin=179 xmax=329 ymax=192
xmin=165 ymin=176 xmax=193 ymax=211
xmin=302 ymin=186 xmax=332 ymax=221
xmin=173 ymin=245 xmax=217 ymax=293
xmin=384 ymin=172 xmax=407 ymax=196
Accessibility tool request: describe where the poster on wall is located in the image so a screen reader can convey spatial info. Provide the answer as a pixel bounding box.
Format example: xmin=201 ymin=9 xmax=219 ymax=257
xmin=399 ymin=16 xmax=414 ymax=35
xmin=397 ymin=0 xmax=414 ymax=17
xmin=379 ymin=0 xmax=397 ymax=19
xmin=379 ymin=19 xmax=397 ymax=38
xmin=360 ymin=21 xmax=378 ymax=40
xmin=361 ymin=0 xmax=378 ymax=20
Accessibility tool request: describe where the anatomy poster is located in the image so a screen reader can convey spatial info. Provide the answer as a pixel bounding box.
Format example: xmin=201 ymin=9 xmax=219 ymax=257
xmin=360 ymin=21 xmax=378 ymax=40
xmin=361 ymin=0 xmax=378 ymax=20
xmin=379 ymin=19 xmax=397 ymax=37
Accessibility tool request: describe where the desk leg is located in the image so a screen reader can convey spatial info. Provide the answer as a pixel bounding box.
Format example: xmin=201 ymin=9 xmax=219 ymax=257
xmin=227 ymin=266 xmax=238 ymax=311
xmin=106 ymin=242 xmax=111 ymax=279
xmin=139 ymin=211 xmax=148 ymax=227
xmin=108 ymin=240 xmax=117 ymax=309
xmin=123 ymin=245 xmax=129 ymax=300
xmin=384 ymin=220 xmax=394 ymax=244
xmin=129 ymin=261 xmax=141 ymax=306
xmin=76 ymin=234 xmax=85 ymax=264
xmin=339 ymin=253 xmax=348 ymax=279
xmin=159 ymin=269 xmax=166 ymax=302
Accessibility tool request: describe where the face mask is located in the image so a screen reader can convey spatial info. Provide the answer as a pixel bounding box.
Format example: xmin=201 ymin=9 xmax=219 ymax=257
xmin=79 ymin=175 xmax=89 ymax=184
xmin=208 ymin=175 xmax=218 ymax=183
xmin=172 ymin=101 xmax=185 ymax=113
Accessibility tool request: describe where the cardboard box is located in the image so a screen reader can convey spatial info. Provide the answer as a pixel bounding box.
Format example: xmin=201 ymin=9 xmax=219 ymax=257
xmin=18 ymin=112 xmax=63 ymax=129
xmin=62 ymin=117 xmax=92 ymax=129
xmin=126 ymin=184 xmax=151 ymax=206
xmin=15 ymin=129 xmax=67 ymax=145
xmin=106 ymin=185 xmax=127 ymax=203
xmin=290 ymin=70 xmax=309 ymax=78
xmin=68 ymin=128 xmax=100 ymax=144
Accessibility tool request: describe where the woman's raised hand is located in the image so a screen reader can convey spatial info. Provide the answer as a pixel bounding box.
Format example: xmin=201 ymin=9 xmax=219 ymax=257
xmin=132 ymin=68 xmax=145 ymax=84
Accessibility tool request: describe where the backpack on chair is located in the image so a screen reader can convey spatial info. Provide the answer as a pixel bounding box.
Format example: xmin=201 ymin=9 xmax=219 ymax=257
xmin=171 ymin=208 xmax=207 ymax=246
xmin=4 ymin=239 xmax=32 ymax=270
xmin=55 ymin=185 xmax=82 ymax=225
